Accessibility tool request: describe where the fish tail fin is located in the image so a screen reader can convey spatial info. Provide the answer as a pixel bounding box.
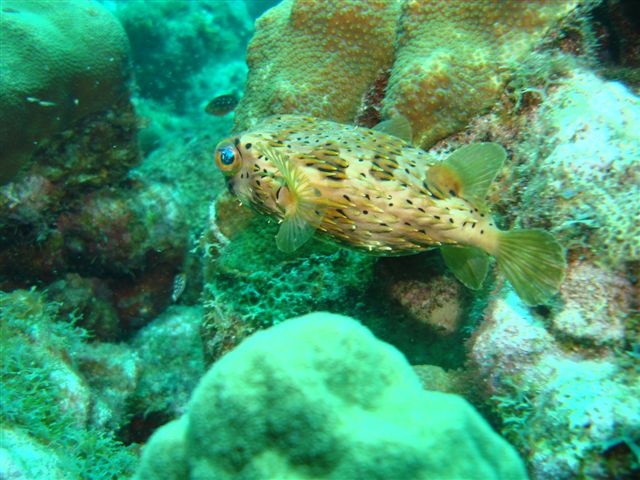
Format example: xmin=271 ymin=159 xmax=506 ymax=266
xmin=494 ymin=229 xmax=566 ymax=306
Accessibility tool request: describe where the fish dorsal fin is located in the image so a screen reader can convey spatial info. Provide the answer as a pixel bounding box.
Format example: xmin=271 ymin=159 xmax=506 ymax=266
xmin=372 ymin=116 xmax=412 ymax=143
xmin=260 ymin=145 xmax=323 ymax=253
xmin=425 ymin=143 xmax=506 ymax=206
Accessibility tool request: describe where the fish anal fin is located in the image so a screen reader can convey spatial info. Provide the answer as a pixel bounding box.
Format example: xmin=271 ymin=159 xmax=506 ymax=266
xmin=373 ymin=116 xmax=413 ymax=143
xmin=428 ymin=143 xmax=506 ymax=205
xmin=441 ymin=245 xmax=490 ymax=290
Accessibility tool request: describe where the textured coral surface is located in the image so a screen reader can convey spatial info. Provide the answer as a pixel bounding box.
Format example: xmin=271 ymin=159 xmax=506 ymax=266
xmin=235 ymin=0 xmax=577 ymax=149
xmin=135 ymin=313 xmax=527 ymax=480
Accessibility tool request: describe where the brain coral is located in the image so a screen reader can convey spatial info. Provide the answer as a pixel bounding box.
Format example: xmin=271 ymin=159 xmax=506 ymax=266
xmin=235 ymin=0 xmax=400 ymax=129
xmin=235 ymin=0 xmax=577 ymax=148
xmin=0 ymin=0 xmax=130 ymax=183
xmin=135 ymin=312 xmax=527 ymax=480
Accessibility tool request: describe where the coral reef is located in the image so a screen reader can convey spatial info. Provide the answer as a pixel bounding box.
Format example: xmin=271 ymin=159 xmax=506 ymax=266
xmin=199 ymin=192 xmax=376 ymax=362
xmin=514 ymin=70 xmax=640 ymax=268
xmin=468 ymin=281 xmax=639 ymax=479
xmin=0 ymin=289 xmax=137 ymax=479
xmin=236 ymin=0 xmax=400 ymax=129
xmin=0 ymin=0 xmax=131 ymax=183
xmin=135 ymin=312 xmax=527 ymax=480
xmin=235 ymin=0 xmax=577 ymax=150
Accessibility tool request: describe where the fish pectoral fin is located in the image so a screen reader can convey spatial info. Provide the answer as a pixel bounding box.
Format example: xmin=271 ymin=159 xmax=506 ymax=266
xmin=372 ymin=116 xmax=413 ymax=143
xmin=261 ymin=144 xmax=324 ymax=253
xmin=276 ymin=186 xmax=324 ymax=253
xmin=426 ymin=143 xmax=506 ymax=205
xmin=276 ymin=210 xmax=319 ymax=253
xmin=441 ymin=245 xmax=490 ymax=290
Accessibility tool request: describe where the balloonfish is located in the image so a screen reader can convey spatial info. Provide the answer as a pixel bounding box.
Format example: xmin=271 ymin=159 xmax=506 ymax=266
xmin=213 ymin=115 xmax=566 ymax=306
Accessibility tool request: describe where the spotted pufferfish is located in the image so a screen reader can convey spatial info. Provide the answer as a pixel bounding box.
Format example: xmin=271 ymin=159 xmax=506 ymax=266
xmin=214 ymin=114 xmax=566 ymax=306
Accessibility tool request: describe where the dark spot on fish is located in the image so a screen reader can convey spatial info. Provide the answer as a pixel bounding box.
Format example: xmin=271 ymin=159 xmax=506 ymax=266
xmin=472 ymin=223 xmax=476 ymax=229
xmin=404 ymin=222 xmax=411 ymax=226
xmin=449 ymin=190 xmax=456 ymax=197
xmin=418 ymin=207 xmax=425 ymax=213
xmin=434 ymin=215 xmax=441 ymax=220
xmin=380 ymin=223 xmax=388 ymax=227
xmin=364 ymin=193 xmax=370 ymax=200
xmin=463 ymin=222 xmax=467 ymax=227
xmin=449 ymin=218 xmax=454 ymax=224
xmin=480 ymin=213 xmax=485 ymax=217
xmin=404 ymin=168 xmax=410 ymax=174
xmin=363 ymin=210 xmax=369 ymax=215
xmin=256 ymin=180 xmax=261 ymax=186
xmin=406 ymin=199 xmax=413 ymax=205
xmin=389 ymin=203 xmax=393 ymax=207
xmin=481 ymin=230 xmax=484 ymax=234
xmin=418 ymin=229 xmax=426 ymax=234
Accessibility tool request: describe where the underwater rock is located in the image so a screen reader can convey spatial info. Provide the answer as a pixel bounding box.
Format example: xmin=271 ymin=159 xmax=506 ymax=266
xmin=235 ymin=0 xmax=578 ymax=149
xmin=0 ymin=0 xmax=131 ymax=184
xmin=0 ymin=101 xmax=140 ymax=287
xmin=0 ymin=428 xmax=68 ymax=480
xmin=516 ymin=70 xmax=640 ymax=268
xmin=550 ymin=258 xmax=631 ymax=347
xmin=468 ymin=289 xmax=640 ymax=479
xmin=46 ymin=274 xmax=121 ymax=341
xmin=58 ymin=182 xmax=188 ymax=275
xmin=387 ymin=275 xmax=465 ymax=336
xmin=74 ymin=341 xmax=141 ymax=433
xmin=129 ymin=306 xmax=205 ymax=420
xmin=135 ymin=312 xmax=527 ymax=480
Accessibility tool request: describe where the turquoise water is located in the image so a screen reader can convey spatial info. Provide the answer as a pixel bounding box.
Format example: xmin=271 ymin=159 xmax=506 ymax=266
xmin=1 ymin=1 xmax=638 ymax=479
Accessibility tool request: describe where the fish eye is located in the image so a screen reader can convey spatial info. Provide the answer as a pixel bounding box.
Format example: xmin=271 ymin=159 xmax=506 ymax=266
xmin=214 ymin=141 xmax=240 ymax=174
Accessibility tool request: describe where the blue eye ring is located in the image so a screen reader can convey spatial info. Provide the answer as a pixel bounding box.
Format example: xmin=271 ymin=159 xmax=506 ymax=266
xmin=214 ymin=141 xmax=240 ymax=174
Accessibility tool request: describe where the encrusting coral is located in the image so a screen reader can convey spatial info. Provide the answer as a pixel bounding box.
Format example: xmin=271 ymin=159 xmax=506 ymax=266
xmin=235 ymin=0 xmax=578 ymax=150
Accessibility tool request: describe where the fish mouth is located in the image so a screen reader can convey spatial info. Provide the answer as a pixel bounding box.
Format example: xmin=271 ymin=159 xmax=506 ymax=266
xmin=226 ymin=179 xmax=235 ymax=195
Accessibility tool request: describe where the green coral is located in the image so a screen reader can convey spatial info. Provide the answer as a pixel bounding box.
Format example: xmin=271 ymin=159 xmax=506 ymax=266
xmin=0 ymin=289 xmax=137 ymax=479
xmin=200 ymin=213 xmax=375 ymax=361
